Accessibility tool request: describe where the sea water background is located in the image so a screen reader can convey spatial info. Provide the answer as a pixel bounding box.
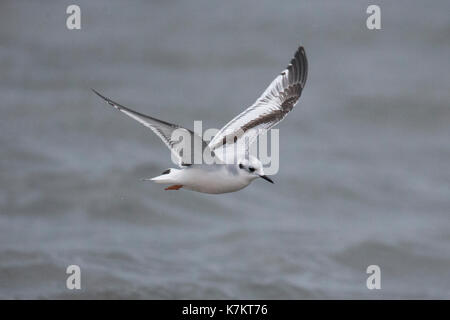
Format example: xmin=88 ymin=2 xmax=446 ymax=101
xmin=1 ymin=0 xmax=449 ymax=299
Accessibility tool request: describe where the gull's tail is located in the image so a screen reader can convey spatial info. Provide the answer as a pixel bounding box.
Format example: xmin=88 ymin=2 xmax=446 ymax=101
xmin=142 ymin=168 xmax=180 ymax=184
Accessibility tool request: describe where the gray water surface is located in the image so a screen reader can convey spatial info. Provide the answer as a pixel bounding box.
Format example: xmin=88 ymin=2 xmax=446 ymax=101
xmin=1 ymin=0 xmax=450 ymax=299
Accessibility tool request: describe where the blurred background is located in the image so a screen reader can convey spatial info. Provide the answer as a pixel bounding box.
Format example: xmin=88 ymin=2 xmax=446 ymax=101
xmin=1 ymin=0 xmax=449 ymax=299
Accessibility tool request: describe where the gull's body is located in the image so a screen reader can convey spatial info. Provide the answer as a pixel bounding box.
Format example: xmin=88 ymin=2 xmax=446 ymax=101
xmin=151 ymin=164 xmax=256 ymax=194
xmin=93 ymin=46 xmax=308 ymax=194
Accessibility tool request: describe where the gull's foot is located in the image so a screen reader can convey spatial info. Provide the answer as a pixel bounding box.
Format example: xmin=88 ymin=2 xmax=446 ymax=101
xmin=165 ymin=185 xmax=183 ymax=190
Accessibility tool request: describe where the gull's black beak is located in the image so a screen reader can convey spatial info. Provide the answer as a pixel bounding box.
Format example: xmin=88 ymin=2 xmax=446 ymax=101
xmin=259 ymin=175 xmax=274 ymax=184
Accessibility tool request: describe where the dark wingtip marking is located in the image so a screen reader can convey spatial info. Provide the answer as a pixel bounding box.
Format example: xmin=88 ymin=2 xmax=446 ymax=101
xmin=162 ymin=169 xmax=171 ymax=175
xmin=92 ymin=88 xmax=109 ymax=103
xmin=91 ymin=88 xmax=104 ymax=99
xmin=92 ymin=89 xmax=119 ymax=108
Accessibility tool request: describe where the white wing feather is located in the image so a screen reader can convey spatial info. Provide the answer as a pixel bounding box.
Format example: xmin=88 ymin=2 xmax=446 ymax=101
xmin=92 ymin=89 xmax=213 ymax=167
xmin=208 ymin=46 xmax=308 ymax=154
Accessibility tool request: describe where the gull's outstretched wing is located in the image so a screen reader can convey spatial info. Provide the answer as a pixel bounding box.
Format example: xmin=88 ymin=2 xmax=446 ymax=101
xmin=208 ymin=46 xmax=308 ymax=154
xmin=92 ymin=89 xmax=212 ymax=167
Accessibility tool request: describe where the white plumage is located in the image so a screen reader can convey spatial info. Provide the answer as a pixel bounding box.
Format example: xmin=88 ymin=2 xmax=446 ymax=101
xmin=93 ymin=46 xmax=308 ymax=194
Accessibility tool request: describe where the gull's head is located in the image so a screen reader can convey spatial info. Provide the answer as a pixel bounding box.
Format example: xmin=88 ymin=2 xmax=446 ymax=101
xmin=237 ymin=156 xmax=274 ymax=184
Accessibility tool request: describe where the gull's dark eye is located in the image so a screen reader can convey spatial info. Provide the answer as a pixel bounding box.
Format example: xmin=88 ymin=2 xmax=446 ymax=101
xmin=239 ymin=164 xmax=244 ymax=169
xmin=249 ymin=167 xmax=255 ymax=172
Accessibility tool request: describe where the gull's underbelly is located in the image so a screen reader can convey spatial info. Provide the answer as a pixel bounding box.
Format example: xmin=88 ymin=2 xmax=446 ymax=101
xmin=180 ymin=168 xmax=250 ymax=194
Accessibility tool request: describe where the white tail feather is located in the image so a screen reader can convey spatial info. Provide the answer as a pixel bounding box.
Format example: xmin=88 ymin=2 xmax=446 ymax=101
xmin=145 ymin=168 xmax=180 ymax=184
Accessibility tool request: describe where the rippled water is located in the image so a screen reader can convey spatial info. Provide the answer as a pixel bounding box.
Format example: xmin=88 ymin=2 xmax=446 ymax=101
xmin=1 ymin=0 xmax=450 ymax=299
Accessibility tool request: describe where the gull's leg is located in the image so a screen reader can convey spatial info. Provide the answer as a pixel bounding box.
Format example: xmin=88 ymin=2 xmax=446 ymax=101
xmin=164 ymin=185 xmax=183 ymax=190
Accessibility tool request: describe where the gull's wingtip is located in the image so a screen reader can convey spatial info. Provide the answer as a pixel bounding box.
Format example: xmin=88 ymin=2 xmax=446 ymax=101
xmin=91 ymin=88 xmax=106 ymax=100
xmin=296 ymin=45 xmax=306 ymax=57
xmin=91 ymin=88 xmax=118 ymax=109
